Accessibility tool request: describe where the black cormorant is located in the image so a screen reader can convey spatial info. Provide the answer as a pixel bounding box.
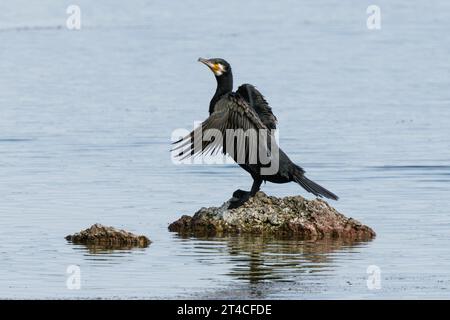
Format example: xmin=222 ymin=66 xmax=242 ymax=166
xmin=173 ymin=58 xmax=338 ymax=208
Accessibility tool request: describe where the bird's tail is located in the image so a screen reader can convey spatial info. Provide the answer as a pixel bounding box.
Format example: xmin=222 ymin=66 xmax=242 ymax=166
xmin=292 ymin=165 xmax=339 ymax=201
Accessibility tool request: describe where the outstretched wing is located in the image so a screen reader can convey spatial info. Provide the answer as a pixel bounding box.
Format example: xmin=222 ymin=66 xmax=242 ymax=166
xmin=236 ymin=84 xmax=277 ymax=130
xmin=172 ymin=93 xmax=271 ymax=161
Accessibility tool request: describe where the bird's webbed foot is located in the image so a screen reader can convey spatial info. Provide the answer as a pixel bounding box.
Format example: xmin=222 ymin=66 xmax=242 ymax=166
xmin=228 ymin=189 xmax=252 ymax=209
xmin=232 ymin=189 xmax=250 ymax=199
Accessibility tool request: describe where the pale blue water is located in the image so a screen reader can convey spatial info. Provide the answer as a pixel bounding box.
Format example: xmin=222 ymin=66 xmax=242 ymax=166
xmin=0 ymin=0 xmax=449 ymax=299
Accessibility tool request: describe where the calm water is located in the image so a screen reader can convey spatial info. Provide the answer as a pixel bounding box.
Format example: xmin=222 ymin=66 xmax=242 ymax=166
xmin=1 ymin=0 xmax=449 ymax=299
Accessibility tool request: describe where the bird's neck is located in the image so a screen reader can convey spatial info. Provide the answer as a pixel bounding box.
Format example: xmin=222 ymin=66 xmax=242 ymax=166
xmin=209 ymin=73 xmax=233 ymax=114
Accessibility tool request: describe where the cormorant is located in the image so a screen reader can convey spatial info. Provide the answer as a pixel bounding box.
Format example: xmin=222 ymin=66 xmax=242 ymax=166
xmin=173 ymin=58 xmax=338 ymax=208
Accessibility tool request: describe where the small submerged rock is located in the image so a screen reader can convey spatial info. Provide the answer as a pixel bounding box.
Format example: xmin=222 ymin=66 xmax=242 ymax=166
xmin=169 ymin=192 xmax=375 ymax=240
xmin=65 ymin=224 xmax=151 ymax=248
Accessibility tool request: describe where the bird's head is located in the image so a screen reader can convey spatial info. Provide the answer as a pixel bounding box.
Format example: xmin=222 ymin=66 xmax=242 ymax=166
xmin=198 ymin=57 xmax=231 ymax=77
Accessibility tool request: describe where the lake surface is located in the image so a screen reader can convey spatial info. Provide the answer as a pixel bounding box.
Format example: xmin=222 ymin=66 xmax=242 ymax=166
xmin=0 ymin=0 xmax=449 ymax=299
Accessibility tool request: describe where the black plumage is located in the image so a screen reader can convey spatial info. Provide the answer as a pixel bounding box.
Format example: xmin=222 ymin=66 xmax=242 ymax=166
xmin=173 ymin=58 xmax=338 ymax=208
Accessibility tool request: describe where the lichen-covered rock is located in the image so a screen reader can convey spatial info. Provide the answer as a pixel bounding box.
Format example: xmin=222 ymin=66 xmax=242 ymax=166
xmin=65 ymin=224 xmax=151 ymax=248
xmin=169 ymin=192 xmax=375 ymax=240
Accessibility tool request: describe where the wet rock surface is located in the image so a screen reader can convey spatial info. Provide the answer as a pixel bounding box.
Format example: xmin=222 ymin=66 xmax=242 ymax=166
xmin=169 ymin=192 xmax=375 ymax=240
xmin=65 ymin=224 xmax=151 ymax=249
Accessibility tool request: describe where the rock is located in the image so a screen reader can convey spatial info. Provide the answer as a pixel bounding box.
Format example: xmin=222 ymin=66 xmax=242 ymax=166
xmin=65 ymin=224 xmax=151 ymax=249
xmin=169 ymin=192 xmax=375 ymax=240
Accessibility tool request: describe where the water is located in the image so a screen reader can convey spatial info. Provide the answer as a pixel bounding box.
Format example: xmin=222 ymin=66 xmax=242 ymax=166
xmin=0 ymin=0 xmax=449 ymax=299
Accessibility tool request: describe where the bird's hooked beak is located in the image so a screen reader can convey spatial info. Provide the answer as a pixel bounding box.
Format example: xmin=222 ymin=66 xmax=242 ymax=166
xmin=198 ymin=57 xmax=225 ymax=76
xmin=198 ymin=57 xmax=214 ymax=69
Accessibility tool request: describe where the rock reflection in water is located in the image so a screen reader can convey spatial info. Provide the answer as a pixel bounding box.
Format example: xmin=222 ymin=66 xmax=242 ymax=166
xmin=69 ymin=242 xmax=147 ymax=255
xmin=177 ymin=234 xmax=372 ymax=284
